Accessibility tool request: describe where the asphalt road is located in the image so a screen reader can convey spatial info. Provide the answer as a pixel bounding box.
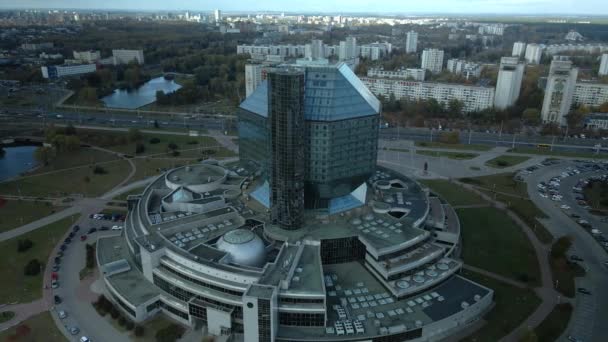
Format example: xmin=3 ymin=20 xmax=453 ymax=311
xmin=525 ymin=161 xmax=608 ymax=342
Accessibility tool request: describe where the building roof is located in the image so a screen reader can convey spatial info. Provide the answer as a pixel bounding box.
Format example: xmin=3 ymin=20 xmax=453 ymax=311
xmin=239 ymin=63 xmax=380 ymax=121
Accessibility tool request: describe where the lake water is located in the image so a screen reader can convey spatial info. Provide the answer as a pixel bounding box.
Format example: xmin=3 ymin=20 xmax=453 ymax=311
xmin=0 ymin=146 xmax=38 ymax=181
xmin=101 ymin=77 xmax=182 ymax=110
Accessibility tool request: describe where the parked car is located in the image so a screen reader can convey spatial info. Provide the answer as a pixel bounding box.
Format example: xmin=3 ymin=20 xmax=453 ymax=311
xmin=54 ymin=295 xmax=62 ymax=304
xmin=58 ymin=310 xmax=67 ymax=319
xmin=69 ymin=327 xmax=80 ymax=335
xmin=72 ymin=225 xmax=80 ymax=232
xmin=111 ymin=225 xmax=123 ymax=231
xmin=80 ymin=337 xmax=90 ymax=342
xmin=80 ymin=235 xmax=87 ymax=241
xmin=570 ymin=255 xmax=584 ymax=262
xmin=51 ymin=280 xmax=59 ymax=289
xmin=88 ymin=227 xmax=97 ymax=234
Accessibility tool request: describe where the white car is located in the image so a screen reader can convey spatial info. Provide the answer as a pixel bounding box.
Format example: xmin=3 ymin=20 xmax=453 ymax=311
xmin=560 ymin=204 xmax=570 ymax=210
xmin=80 ymin=337 xmax=90 ymax=342
xmin=58 ymin=310 xmax=67 ymax=319
xmin=539 ymin=193 xmax=548 ymax=198
xmin=111 ymin=225 xmax=123 ymax=230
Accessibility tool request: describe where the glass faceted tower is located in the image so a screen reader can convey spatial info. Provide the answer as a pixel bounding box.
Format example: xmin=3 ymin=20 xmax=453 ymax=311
xmin=238 ymin=63 xmax=381 ymax=221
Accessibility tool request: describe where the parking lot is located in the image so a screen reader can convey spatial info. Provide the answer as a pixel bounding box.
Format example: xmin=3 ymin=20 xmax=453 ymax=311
xmin=49 ymin=214 xmax=123 ymax=342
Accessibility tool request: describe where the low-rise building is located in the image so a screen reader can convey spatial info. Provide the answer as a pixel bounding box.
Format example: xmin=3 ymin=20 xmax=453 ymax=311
xmin=41 ymin=63 xmax=97 ymax=79
xmin=112 ymin=49 xmax=145 ymax=65
xmin=421 ymin=49 xmax=444 ymax=74
xmin=73 ymin=50 xmax=101 ymax=63
xmin=367 ymin=68 xmax=425 ymax=81
xmin=584 ymin=113 xmax=608 ymax=130
xmin=573 ymin=82 xmax=608 ymax=108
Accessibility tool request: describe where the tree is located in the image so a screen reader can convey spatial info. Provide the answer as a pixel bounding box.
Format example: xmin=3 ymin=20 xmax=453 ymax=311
xmin=17 ymin=239 xmax=33 ymax=252
xmin=149 ymin=137 xmax=161 ymax=144
xmin=128 ymin=128 xmax=143 ymax=142
xmin=439 ymin=131 xmax=460 ymax=144
xmin=522 ymin=108 xmax=541 ymax=126
xmin=64 ymin=123 xmax=77 ymax=136
xmin=23 ymin=259 xmax=41 ymax=276
xmin=34 ymin=146 xmax=55 ymax=166
xmin=135 ymin=143 xmax=145 ymax=154
xmin=134 ymin=326 xmax=145 ymax=337
xmin=93 ymin=166 xmax=107 ymax=174
xmin=598 ymin=102 xmax=608 ymax=113
xmin=153 ymin=120 xmax=160 ymax=129
xmin=64 ymin=135 xmax=81 ymax=152
xmin=167 ymin=142 xmax=178 ymax=151
xmin=447 ymin=99 xmax=464 ymax=118
xmin=566 ymin=106 xmax=590 ymax=128
xmin=540 ymin=123 xmax=561 ymax=136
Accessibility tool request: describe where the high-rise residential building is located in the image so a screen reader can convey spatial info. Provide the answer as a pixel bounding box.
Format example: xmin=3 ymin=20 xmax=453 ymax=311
xmin=362 ymin=77 xmax=495 ymax=113
xmin=305 ymin=39 xmax=324 ymax=60
xmin=494 ymin=57 xmax=525 ymax=109
xmin=445 ymin=59 xmax=483 ymax=79
xmin=421 ymin=49 xmax=444 ymax=74
xmin=512 ymin=42 xmax=526 ymax=58
xmin=338 ymin=36 xmax=357 ymax=61
xmin=599 ymin=54 xmax=608 ymax=76
xmin=267 ymin=70 xmax=306 ymax=230
xmin=406 ymin=31 xmax=418 ymax=53
xmin=359 ymin=42 xmax=392 ymax=61
xmin=573 ymin=82 xmax=608 ymax=107
xmin=72 ymin=50 xmax=101 ymax=63
xmin=524 ymin=44 xmax=542 ymax=64
xmin=214 ymin=9 xmax=222 ymax=22
xmin=541 ymin=56 xmax=578 ymax=125
xmin=245 ymin=64 xmax=270 ymax=98
xmin=112 ymin=49 xmax=145 ymax=65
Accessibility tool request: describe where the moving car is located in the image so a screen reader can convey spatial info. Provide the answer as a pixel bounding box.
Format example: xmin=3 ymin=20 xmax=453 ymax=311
xmin=577 ymin=288 xmax=591 ymax=295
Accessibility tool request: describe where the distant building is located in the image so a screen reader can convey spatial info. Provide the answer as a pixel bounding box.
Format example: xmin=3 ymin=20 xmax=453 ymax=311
xmin=237 ymin=44 xmax=307 ymax=58
xmin=573 ymin=82 xmax=608 ymax=108
xmin=367 ymin=68 xmax=425 ymax=81
xmin=445 ymin=59 xmax=483 ymax=79
xmin=41 ymin=63 xmax=97 ymax=79
xmin=565 ymin=30 xmax=584 ymax=42
xmin=512 ymin=42 xmax=526 ymax=58
xmin=584 ymin=113 xmax=608 ymax=130
xmin=406 ymin=31 xmax=418 ymax=53
xmin=245 ymin=63 xmax=272 ymax=98
xmin=362 ymin=77 xmax=495 ymax=113
xmin=524 ymin=44 xmax=542 ymax=64
xmin=543 ymin=43 xmax=608 ymax=56
xmin=359 ymin=42 xmax=391 ymax=61
xmin=421 ymin=49 xmax=444 ymax=74
xmin=541 ymin=57 xmax=578 ymax=125
xmin=112 ymin=49 xmax=145 ymax=65
xmin=73 ymin=50 xmax=101 ymax=63
xmin=494 ymin=57 xmax=525 ymax=110
xmin=214 ymin=9 xmax=222 ymax=22
xmin=338 ymin=36 xmax=357 ymax=61
xmin=305 ymin=39 xmax=325 ymax=60
xmin=599 ymin=54 xmax=608 ymax=76
xmin=21 ymin=42 xmax=54 ymax=51
xmin=478 ymin=24 xmax=505 ymax=36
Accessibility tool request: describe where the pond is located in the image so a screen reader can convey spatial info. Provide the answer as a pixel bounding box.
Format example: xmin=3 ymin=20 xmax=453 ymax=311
xmin=101 ymin=77 xmax=182 ymax=110
xmin=0 ymin=146 xmax=38 ymax=181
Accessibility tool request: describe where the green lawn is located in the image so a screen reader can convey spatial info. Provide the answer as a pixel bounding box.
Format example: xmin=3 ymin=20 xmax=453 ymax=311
xmin=460 ymin=173 xmax=528 ymax=197
xmin=461 ymin=269 xmax=541 ymax=342
xmin=0 ymin=215 xmax=79 ymax=303
xmin=129 ymin=157 xmax=195 ymax=183
xmin=458 ymin=207 xmax=541 ymax=286
xmin=460 ymin=173 xmax=553 ymax=244
xmin=485 ymin=155 xmax=530 ymax=168
xmin=0 ymin=159 xmax=131 ymax=197
xmin=0 ymin=312 xmax=66 ymax=342
xmin=415 ymin=141 xmax=492 ymax=151
xmin=0 ymin=311 xmax=15 ymax=323
xmin=30 ymin=148 xmax=119 ymax=175
xmin=508 ymin=147 xmax=608 ymax=159
xmin=416 ymin=150 xmax=478 ymax=160
xmin=533 ymin=303 xmax=573 ymax=342
xmin=0 ymin=200 xmax=62 ymax=233
xmin=419 ymin=179 xmax=487 ymax=206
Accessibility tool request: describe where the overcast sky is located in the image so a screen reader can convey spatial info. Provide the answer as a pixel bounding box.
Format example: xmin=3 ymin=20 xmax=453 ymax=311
xmin=0 ymin=0 xmax=606 ymax=15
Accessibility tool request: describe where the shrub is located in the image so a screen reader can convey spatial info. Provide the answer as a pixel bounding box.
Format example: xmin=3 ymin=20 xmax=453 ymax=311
xmin=93 ymin=166 xmax=107 ymax=175
xmin=118 ymin=315 xmax=127 ymax=326
xmin=125 ymin=320 xmax=135 ymax=330
xmin=17 ymin=239 xmax=33 ymax=252
xmin=187 ymin=140 xmax=199 ymax=145
xmin=155 ymin=324 xmax=185 ymax=342
xmin=171 ymin=150 xmax=180 ymax=157
xmin=134 ymin=326 xmax=145 ymax=337
xmin=135 ymin=143 xmax=145 ymax=154
xmin=24 ymin=259 xmax=41 ymax=276
xmin=167 ymin=142 xmax=178 ymax=150
xmin=149 ymin=137 xmax=161 ymax=144
xmin=497 ymin=160 xmax=509 ymax=167
xmin=110 ymin=306 xmax=120 ymax=319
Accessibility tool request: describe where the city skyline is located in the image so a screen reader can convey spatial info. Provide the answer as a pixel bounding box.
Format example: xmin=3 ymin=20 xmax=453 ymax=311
xmin=1 ymin=0 xmax=607 ymax=15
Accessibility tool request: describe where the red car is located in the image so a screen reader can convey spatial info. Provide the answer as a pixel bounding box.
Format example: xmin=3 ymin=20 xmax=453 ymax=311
xmin=80 ymin=235 xmax=87 ymax=241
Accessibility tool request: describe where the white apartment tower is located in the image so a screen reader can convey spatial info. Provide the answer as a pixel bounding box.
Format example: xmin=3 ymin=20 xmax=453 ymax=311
xmin=305 ymin=39 xmax=324 ymax=60
xmin=214 ymin=9 xmax=222 ymax=22
xmin=599 ymin=53 xmax=608 ymax=76
xmin=512 ymin=42 xmax=526 ymax=58
xmin=541 ymin=57 xmax=578 ymax=126
xmin=494 ymin=57 xmax=525 ymax=109
xmin=406 ymin=31 xmax=418 ymax=53
xmin=421 ymin=49 xmax=444 ymax=74
xmin=339 ymin=37 xmax=357 ymax=61
xmin=524 ymin=44 xmax=542 ymax=64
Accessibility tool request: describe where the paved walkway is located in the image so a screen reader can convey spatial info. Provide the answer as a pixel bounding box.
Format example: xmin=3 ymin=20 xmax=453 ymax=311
xmin=462 ymin=264 xmax=528 ymax=289
xmin=453 ymin=180 xmax=560 ymax=342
